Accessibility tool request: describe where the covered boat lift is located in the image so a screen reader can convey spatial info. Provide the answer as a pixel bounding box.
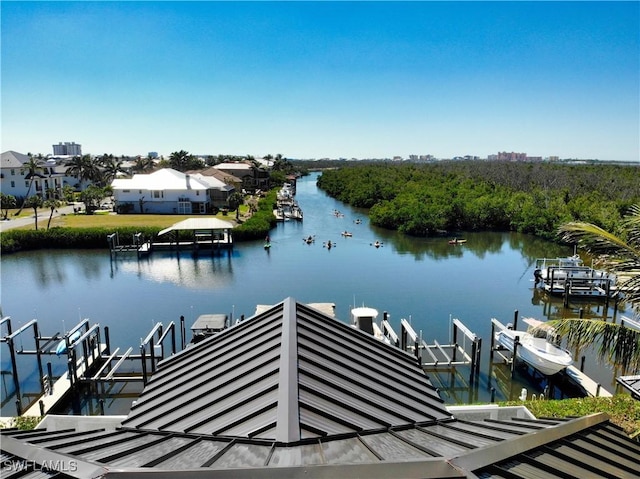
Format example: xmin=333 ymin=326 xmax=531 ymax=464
xmin=154 ymin=217 xmax=234 ymax=253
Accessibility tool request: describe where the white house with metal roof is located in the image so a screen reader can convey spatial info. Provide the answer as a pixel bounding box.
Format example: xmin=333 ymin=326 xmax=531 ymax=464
xmin=111 ymin=168 xmax=234 ymax=214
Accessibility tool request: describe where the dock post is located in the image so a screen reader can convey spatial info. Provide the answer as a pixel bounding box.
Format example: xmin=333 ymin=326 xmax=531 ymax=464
xmin=33 ymin=322 xmax=45 ymax=393
xmin=180 ymin=315 xmax=185 ymax=350
xmin=171 ymin=325 xmax=176 ymax=355
xmin=511 ymin=336 xmax=520 ymax=378
xmin=47 ymin=362 xmax=53 ymax=395
xmin=490 ymin=387 xmax=496 ymax=403
xmin=140 ymin=345 xmax=148 ymax=385
xmin=563 ymin=282 xmax=569 ymax=307
xmin=104 ymin=326 xmax=111 ymax=356
xmin=579 ymin=308 xmax=584 ymax=319
xmin=470 ymin=339 xmax=477 ymax=385
xmin=400 ymin=323 xmax=407 ymax=351
xmin=513 ymin=310 xmax=518 ymax=330
xmin=475 ymin=337 xmax=482 ymax=377
xmin=489 ymin=322 xmax=495 ymax=360
xmin=580 ymin=355 xmax=586 ymax=372
xmin=39 ymin=400 xmax=45 ymax=416
xmin=452 ymin=323 xmax=458 ymax=362
xmin=7 ymin=338 xmax=22 ymax=408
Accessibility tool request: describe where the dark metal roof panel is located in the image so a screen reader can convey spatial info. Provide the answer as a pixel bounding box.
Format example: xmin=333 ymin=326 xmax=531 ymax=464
xmin=122 ymin=298 xmax=451 ymax=441
xmin=150 ymin=439 xmax=228 ymax=469
xmin=471 ymin=418 xmax=640 ymax=479
xmin=44 ymin=430 xmax=142 ymax=454
xmin=394 ymin=428 xmax=471 ymax=457
xmin=320 ymin=436 xmax=380 ymax=464
xmin=420 ymin=424 xmax=502 ymax=449
xmin=360 ymin=432 xmax=435 ymax=461
xmin=108 ymin=437 xmax=195 ymax=467
xmin=213 ymin=443 xmax=272 ymax=468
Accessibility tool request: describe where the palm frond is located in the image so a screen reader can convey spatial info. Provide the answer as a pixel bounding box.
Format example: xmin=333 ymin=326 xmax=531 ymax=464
xmin=545 ymin=318 xmax=640 ymax=374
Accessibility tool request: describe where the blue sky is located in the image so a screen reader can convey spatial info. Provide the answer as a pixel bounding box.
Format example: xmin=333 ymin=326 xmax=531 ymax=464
xmin=2 ymin=1 xmax=638 ymax=161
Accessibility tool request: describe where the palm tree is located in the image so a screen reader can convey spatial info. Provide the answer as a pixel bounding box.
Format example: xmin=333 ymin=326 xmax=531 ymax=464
xmin=25 ymin=195 xmax=43 ymax=230
xmin=132 ymin=155 xmax=155 ymax=174
xmin=169 ymin=150 xmax=192 ymax=171
xmin=99 ymin=156 xmax=128 ymax=185
xmin=44 ymin=189 xmax=62 ymax=230
xmin=66 ymin=154 xmax=101 ymax=188
xmin=559 ymin=204 xmax=640 ymax=311
xmin=14 ymin=155 xmax=44 ymax=216
xmin=546 ymin=205 xmax=640 ymax=374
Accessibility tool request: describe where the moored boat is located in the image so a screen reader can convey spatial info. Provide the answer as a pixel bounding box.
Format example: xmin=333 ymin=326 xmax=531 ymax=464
xmin=533 ymin=255 xmax=617 ymax=298
xmin=495 ymin=326 xmax=573 ymax=376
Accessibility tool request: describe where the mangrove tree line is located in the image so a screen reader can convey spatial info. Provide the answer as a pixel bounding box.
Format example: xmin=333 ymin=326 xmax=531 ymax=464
xmin=316 ymin=161 xmax=640 ymax=239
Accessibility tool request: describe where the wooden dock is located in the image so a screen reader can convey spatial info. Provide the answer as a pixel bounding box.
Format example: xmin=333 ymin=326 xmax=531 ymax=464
xmin=23 ymin=341 xmax=107 ymax=417
xmin=564 ymin=365 xmax=612 ymax=398
xmin=490 ymin=317 xmax=612 ymax=398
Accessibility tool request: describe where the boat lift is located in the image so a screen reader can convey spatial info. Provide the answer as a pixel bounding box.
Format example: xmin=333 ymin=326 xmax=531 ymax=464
xmin=395 ymin=316 xmax=482 ymax=385
xmin=107 ymin=231 xmax=150 ymax=260
xmin=1 ymin=314 xmax=181 ymax=416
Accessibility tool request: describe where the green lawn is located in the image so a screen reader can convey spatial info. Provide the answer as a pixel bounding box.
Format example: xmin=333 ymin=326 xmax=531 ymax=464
xmin=5 ymin=207 xmax=248 ymax=230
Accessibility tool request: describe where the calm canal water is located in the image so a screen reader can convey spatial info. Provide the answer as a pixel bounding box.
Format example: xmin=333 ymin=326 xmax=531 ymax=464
xmin=1 ymin=172 xmax=630 ymax=415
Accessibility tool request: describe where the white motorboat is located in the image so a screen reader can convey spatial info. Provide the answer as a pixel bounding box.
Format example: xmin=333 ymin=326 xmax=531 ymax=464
xmin=351 ymin=306 xmax=391 ymax=344
xmin=533 ymin=255 xmax=617 ymax=298
xmin=495 ymin=326 xmax=573 ymax=376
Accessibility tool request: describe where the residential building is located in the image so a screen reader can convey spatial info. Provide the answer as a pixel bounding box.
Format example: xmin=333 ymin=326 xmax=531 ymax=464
xmin=214 ymin=161 xmax=270 ymax=192
xmin=52 ymin=141 xmax=82 ymax=156
xmin=111 ymin=168 xmax=234 ymax=214
xmin=497 ymin=151 xmax=527 ymax=161
xmin=0 ymin=150 xmax=65 ymax=199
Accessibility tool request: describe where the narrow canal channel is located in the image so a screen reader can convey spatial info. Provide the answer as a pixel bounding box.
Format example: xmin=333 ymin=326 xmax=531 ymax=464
xmin=1 ymin=172 xmax=631 ymax=415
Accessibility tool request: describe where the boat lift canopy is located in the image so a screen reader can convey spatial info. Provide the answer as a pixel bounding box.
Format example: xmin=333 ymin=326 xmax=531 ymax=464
xmin=157 ymin=217 xmax=235 ymax=237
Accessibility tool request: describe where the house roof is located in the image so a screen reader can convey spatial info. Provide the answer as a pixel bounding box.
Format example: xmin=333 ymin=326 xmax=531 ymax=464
xmin=157 ymin=217 xmax=235 ymax=237
xmin=1 ymin=298 xmax=638 ymax=478
xmin=1 ymin=150 xmax=29 ymax=168
xmin=195 ymin=167 xmax=241 ymax=185
xmin=189 ymin=172 xmax=234 ymax=191
xmin=214 ymin=162 xmax=252 ymax=170
xmin=122 ymin=298 xmax=452 ymax=439
xmin=111 ymin=168 xmax=210 ymax=191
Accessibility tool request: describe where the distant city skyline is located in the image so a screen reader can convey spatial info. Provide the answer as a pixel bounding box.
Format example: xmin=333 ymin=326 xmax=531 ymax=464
xmin=2 ymin=1 xmax=638 ymax=162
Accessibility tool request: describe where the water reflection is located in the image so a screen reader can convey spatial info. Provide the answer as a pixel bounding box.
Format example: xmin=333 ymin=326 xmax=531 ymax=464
xmin=110 ymin=251 xmax=236 ymax=289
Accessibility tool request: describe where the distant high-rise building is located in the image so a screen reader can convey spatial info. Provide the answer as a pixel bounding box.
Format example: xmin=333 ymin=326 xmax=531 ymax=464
xmin=53 ymin=142 xmax=82 ymax=156
xmin=497 ymin=151 xmax=527 ymax=161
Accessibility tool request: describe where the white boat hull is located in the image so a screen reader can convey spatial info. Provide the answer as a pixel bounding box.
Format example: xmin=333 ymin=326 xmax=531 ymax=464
xmin=496 ymin=328 xmax=573 ymax=376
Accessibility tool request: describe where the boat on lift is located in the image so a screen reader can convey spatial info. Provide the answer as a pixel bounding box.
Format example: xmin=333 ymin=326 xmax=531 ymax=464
xmin=533 ymin=255 xmax=617 ymax=298
xmin=495 ymin=321 xmax=573 ymax=376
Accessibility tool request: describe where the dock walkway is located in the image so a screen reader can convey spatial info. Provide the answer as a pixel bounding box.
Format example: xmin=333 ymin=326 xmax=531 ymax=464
xmin=23 ymin=341 xmax=107 ymax=417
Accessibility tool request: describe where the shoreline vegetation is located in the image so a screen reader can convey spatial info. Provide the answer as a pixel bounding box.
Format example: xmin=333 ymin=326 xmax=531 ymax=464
xmin=0 ymin=189 xmax=278 ymax=253
xmin=2 ymin=160 xmax=639 ymax=253
xmin=316 ymin=161 xmax=640 ymax=240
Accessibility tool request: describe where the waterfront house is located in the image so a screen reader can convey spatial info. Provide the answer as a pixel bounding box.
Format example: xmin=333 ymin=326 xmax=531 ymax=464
xmin=1 ymin=297 xmax=637 ymax=478
xmin=111 ymin=168 xmax=234 ymax=214
xmin=1 ymin=150 xmax=66 ymax=200
xmin=214 ymin=161 xmax=270 ymax=193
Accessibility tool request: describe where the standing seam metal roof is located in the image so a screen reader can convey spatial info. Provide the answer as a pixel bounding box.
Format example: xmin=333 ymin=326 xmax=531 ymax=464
xmin=2 ymin=298 xmax=639 ymax=477
xmin=122 ymin=298 xmax=453 ymax=439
